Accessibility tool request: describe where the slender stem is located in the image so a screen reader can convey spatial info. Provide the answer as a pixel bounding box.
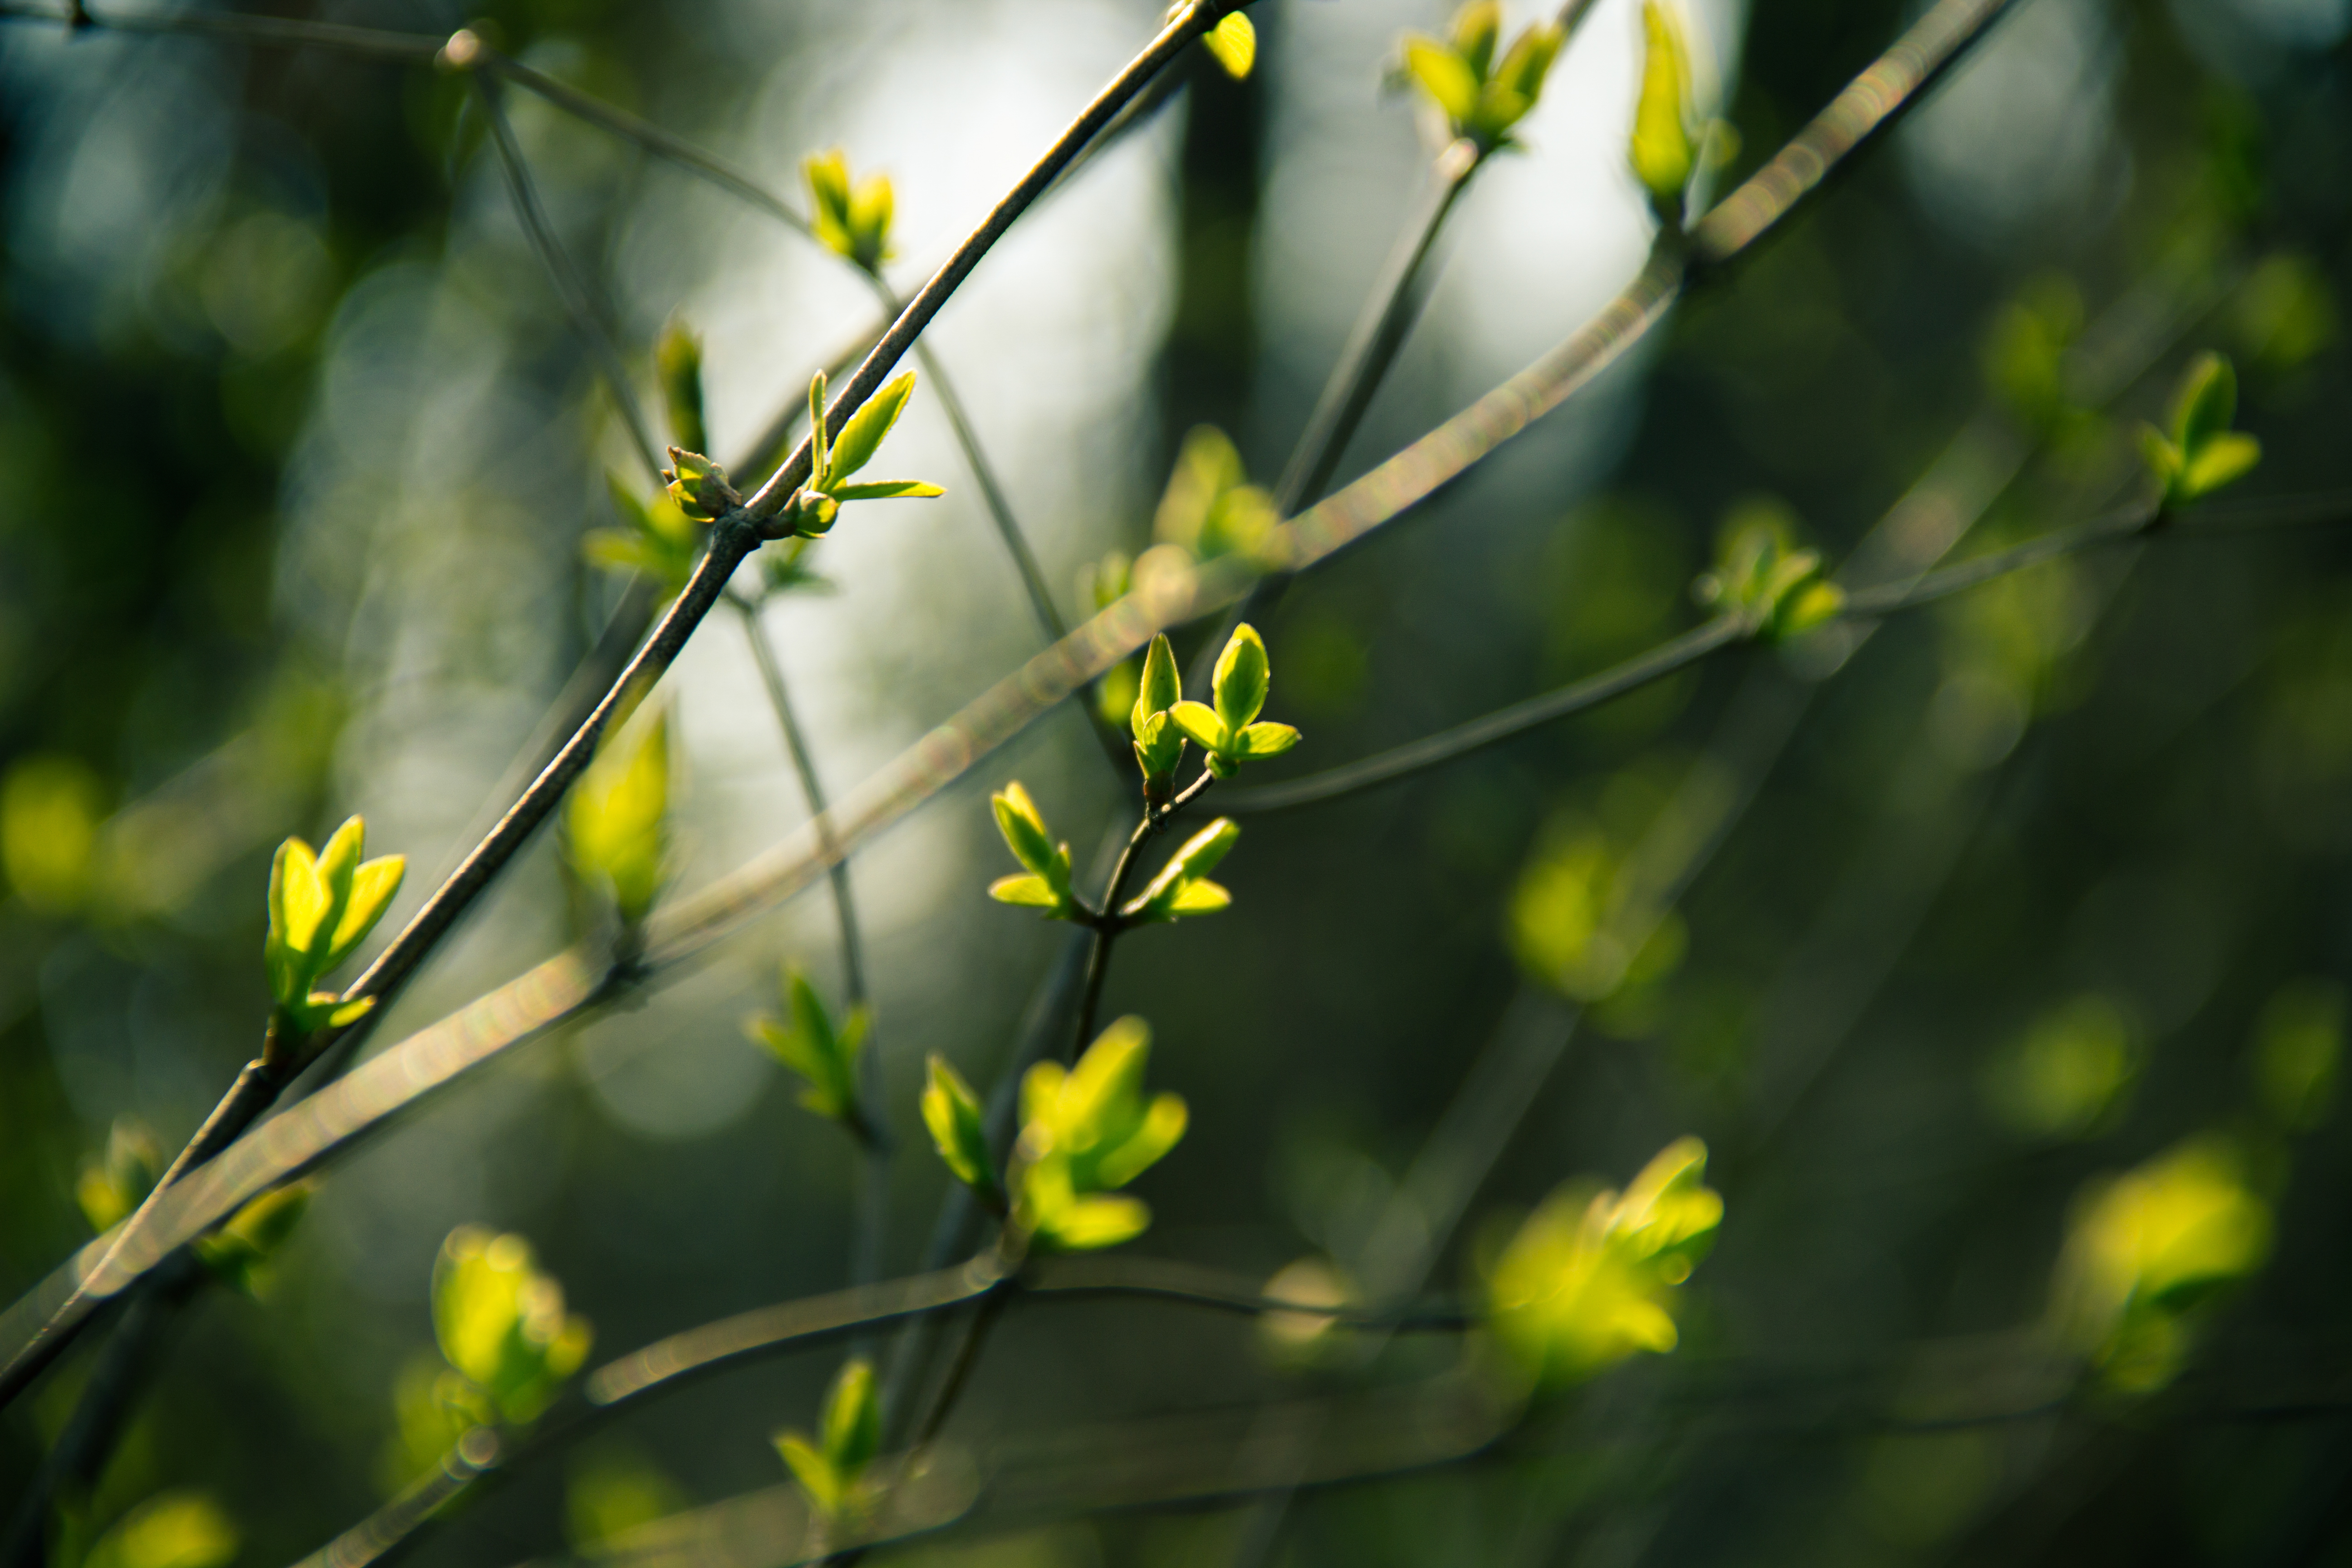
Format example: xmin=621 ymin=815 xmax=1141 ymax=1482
xmin=1196 ymin=141 xmax=1482 ymax=690
xmin=289 ymin=1253 xmax=1463 ymax=1568
xmin=484 ymin=50 xmax=808 ymax=234
xmin=1068 ymin=769 xmax=1217 ymax=1058
xmin=1216 ymin=489 xmax=2352 ymax=818
xmin=473 ymin=74 xmax=662 ymax=482
xmin=0 ymin=0 xmax=442 ymax=59
xmin=0 ymin=1258 xmax=202 ymax=1568
xmin=731 ymin=593 xmax=889 ymax=1292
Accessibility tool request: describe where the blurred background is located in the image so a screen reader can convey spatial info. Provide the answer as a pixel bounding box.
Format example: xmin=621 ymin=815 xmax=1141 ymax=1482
xmin=3 ymin=0 xmax=2351 ymax=1561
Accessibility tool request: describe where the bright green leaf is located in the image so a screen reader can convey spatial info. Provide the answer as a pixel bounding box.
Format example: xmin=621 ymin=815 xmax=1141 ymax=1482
xmin=1235 ymin=721 xmax=1301 ymax=759
xmin=1212 ymin=624 xmax=1271 ymax=732
xmin=1630 ymin=0 xmax=1695 ymax=207
xmin=1205 ymin=10 xmax=1256 ymax=78
xmin=2181 ymin=431 xmax=2262 ymax=499
xmin=825 ymin=371 xmax=917 ymax=484
xmin=825 ymin=480 xmax=944 ymax=502
xmin=922 ymin=1053 xmax=998 ymax=1200
xmin=1404 ymin=37 xmax=1480 ymax=126
xmin=1166 ymin=701 xmax=1228 ymax=755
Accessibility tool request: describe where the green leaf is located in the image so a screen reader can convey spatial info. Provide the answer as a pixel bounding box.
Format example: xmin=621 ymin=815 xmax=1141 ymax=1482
xmin=266 ymin=834 xmax=328 ymax=1008
xmin=988 ymin=873 xmax=1066 ymax=913
xmin=195 ymin=1181 xmax=312 ymax=1294
xmin=826 ymin=372 xmax=916 ymax=484
xmin=774 ymin=1434 xmax=844 ymax=1519
xmin=990 ymin=782 xmax=1068 ymax=893
xmin=1630 ymin=0 xmax=1695 ymax=206
xmin=1403 ymin=38 xmax=1480 ymax=127
xmin=1450 ymin=0 xmax=1502 ymax=79
xmin=321 ymin=852 xmax=405 ymax=974
xmin=2139 ymin=426 xmax=2184 ymax=489
xmin=2181 ymin=430 xmax=2262 ymax=500
xmin=81 ymin=1493 xmax=239 ymax=1568
xmin=825 ymin=479 xmax=943 ymax=502
xmin=431 ymin=1225 xmax=594 ymax=1425
xmin=748 ymin=967 xmax=861 ymax=1123
xmin=922 ymin=1053 xmax=998 ymax=1199
xmin=655 ymin=320 xmax=706 ymax=457
xmin=807 ymin=371 xmax=831 ymax=481
xmin=1164 ymin=879 xmax=1231 ymax=917
xmin=1092 ymin=1092 xmax=1188 ymax=1189
xmin=1126 ymin=818 xmax=1240 ymax=921
xmin=1133 ymin=710 xmax=1185 ymax=790
xmin=1166 ymin=700 xmax=1228 ymax=755
xmin=1489 ymin=20 xmax=1562 ymax=107
xmin=1205 ymin=10 xmax=1256 ymax=78
xmin=819 ymin=1357 xmax=880 ymax=1475
xmin=1212 ymin=624 xmax=1271 ymax=732
xmin=1132 ymin=634 xmax=1182 ymax=738
xmin=845 ymin=171 xmax=895 ymax=270
xmin=1040 ymin=1193 xmax=1152 ymax=1252
xmin=1235 ymin=721 xmax=1301 ymax=759
xmin=566 ymin=706 xmax=672 ymax=925
xmin=1153 ymin=426 xmax=1245 ymax=552
xmin=2170 ymin=352 xmax=2237 ymax=455
xmin=803 ymin=149 xmax=852 ymax=231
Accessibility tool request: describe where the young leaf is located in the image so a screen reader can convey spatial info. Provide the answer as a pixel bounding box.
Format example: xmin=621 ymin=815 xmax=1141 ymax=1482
xmin=655 ymin=320 xmax=706 ymax=458
xmin=1166 ymin=701 xmax=1228 ymax=756
xmin=1212 ymin=623 xmax=1272 ymax=733
xmin=1403 ymin=37 xmax=1480 ymax=127
xmin=990 ymin=783 xmax=1065 ymax=892
xmin=806 ymin=370 xmax=831 ymax=480
xmin=2183 ymin=431 xmax=2262 ymax=498
xmin=1205 ymin=10 xmax=1256 ymax=78
xmin=820 ymin=1357 xmax=880 ymax=1476
xmin=1630 ymin=0 xmax=1695 ymax=209
xmin=1450 ymin=0 xmax=1502 ymax=79
xmin=1132 ymin=634 xmax=1182 ymax=739
xmin=922 ymin=1053 xmax=998 ymax=1200
xmin=987 ymin=872 xmax=1064 ymax=911
xmin=321 ymin=850 xmax=405 ymax=975
xmin=1235 ymin=721 xmax=1301 ymax=759
xmin=824 ymin=371 xmax=917 ymax=485
xmin=774 ymin=1435 xmax=844 ymax=1519
xmin=827 ymin=480 xmax=944 ymax=502
xmin=1125 ymin=818 xmax=1241 ymax=922
xmin=566 ymin=706 xmax=672 ymax=926
xmin=1039 ymin=1193 xmax=1152 ymax=1251
xmin=2170 ymin=352 xmax=2237 ymax=455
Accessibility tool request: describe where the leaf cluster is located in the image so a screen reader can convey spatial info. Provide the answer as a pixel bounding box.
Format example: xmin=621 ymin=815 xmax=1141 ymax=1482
xmin=2140 ymin=352 xmax=2263 ymax=509
xmin=781 ymin=369 xmax=945 ymax=538
xmin=1486 ymin=1137 xmax=1722 ymax=1388
xmin=804 ymin=149 xmax=895 ymax=274
xmin=774 ymin=1357 xmax=882 ymax=1523
xmin=2049 ymin=1136 xmax=2272 ymax=1392
xmin=430 ymin=1225 xmax=593 ymax=1427
xmin=265 ymin=815 xmax=405 ymax=1034
xmin=747 ymin=965 xmax=873 ymax=1135
xmin=1691 ymin=501 xmax=1843 ymax=642
xmin=1397 ymin=0 xmax=1564 ymax=152
xmin=925 ymin=1018 xmax=1189 ymax=1252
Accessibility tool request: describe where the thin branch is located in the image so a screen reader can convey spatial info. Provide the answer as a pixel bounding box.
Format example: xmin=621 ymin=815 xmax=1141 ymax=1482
xmin=1215 ymin=491 xmax=2352 ymax=817
xmin=1220 ymin=617 xmax=1744 ymax=815
xmin=484 ymin=50 xmax=808 ymax=234
xmin=289 ymin=1255 xmax=1470 ymax=1568
xmin=0 ymin=0 xmax=442 ymax=60
xmin=474 ymin=73 xmax=662 ymax=482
